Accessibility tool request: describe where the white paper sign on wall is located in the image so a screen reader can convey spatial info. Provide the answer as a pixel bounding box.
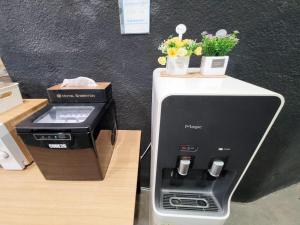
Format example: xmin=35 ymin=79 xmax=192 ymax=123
xmin=118 ymin=0 xmax=150 ymax=34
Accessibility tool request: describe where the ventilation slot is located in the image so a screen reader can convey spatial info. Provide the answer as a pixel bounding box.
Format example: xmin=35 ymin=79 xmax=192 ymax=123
xmin=161 ymin=192 xmax=220 ymax=213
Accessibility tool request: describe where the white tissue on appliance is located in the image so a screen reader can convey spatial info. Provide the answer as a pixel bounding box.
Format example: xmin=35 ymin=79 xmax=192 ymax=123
xmin=61 ymin=77 xmax=97 ymax=87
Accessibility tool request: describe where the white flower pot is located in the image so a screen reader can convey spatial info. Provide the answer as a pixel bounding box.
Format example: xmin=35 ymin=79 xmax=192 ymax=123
xmin=166 ymin=56 xmax=190 ymax=75
xmin=200 ymin=56 xmax=229 ymax=76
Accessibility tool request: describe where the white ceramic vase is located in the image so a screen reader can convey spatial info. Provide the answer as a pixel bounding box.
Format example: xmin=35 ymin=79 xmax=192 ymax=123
xmin=166 ymin=56 xmax=190 ymax=75
xmin=200 ymin=56 xmax=229 ymax=76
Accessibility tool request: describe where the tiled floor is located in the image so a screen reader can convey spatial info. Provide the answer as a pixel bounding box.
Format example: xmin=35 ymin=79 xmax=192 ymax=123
xmin=134 ymin=183 xmax=300 ymax=225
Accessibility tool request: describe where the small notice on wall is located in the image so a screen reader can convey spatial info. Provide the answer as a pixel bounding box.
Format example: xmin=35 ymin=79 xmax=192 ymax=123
xmin=119 ymin=0 xmax=150 ymax=34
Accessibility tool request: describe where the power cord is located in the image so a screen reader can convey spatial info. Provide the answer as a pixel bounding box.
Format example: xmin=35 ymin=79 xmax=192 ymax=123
xmin=140 ymin=142 xmax=151 ymax=160
xmin=140 ymin=142 xmax=151 ymax=190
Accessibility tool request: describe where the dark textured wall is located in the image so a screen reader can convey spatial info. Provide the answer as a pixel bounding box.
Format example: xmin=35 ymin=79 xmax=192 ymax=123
xmin=0 ymin=0 xmax=299 ymax=202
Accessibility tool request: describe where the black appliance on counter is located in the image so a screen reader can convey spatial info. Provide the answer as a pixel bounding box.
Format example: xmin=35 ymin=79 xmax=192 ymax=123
xmin=16 ymin=82 xmax=117 ymax=181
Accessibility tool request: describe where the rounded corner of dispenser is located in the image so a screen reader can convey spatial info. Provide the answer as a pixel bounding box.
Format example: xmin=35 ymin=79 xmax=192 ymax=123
xmin=153 ymin=68 xmax=162 ymax=74
xmin=276 ymin=93 xmax=285 ymax=107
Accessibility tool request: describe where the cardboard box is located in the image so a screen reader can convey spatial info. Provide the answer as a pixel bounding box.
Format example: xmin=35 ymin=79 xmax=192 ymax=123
xmin=0 ymin=83 xmax=23 ymax=113
xmin=47 ymin=82 xmax=112 ymax=103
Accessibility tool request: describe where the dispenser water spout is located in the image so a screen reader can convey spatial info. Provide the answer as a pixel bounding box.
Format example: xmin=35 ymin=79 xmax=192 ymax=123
xmin=208 ymin=160 xmax=224 ymax=178
xmin=177 ymin=158 xmax=191 ymax=176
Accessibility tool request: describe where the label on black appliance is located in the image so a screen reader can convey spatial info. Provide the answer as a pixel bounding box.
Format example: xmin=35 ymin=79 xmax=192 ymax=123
xmin=48 ymin=144 xmax=67 ymax=149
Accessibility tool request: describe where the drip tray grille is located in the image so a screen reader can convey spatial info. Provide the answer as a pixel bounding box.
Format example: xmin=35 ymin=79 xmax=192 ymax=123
xmin=161 ymin=192 xmax=220 ymax=212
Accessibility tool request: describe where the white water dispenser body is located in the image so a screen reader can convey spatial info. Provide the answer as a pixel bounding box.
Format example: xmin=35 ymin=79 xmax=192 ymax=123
xmin=150 ymin=68 xmax=284 ymax=225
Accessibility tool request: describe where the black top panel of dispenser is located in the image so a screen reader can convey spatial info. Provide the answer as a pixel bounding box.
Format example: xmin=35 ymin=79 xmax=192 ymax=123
xmin=155 ymin=95 xmax=281 ymax=212
xmin=157 ymin=95 xmax=281 ymax=171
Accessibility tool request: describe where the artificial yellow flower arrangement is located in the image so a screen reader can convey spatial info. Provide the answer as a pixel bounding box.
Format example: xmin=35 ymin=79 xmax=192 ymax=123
xmin=158 ymin=37 xmax=202 ymax=65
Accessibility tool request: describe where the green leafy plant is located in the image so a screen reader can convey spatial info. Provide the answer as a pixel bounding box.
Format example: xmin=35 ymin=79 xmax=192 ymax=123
xmin=201 ymin=31 xmax=239 ymax=56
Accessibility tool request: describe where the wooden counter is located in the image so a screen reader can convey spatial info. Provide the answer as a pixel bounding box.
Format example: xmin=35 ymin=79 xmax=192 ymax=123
xmin=0 ymin=99 xmax=48 ymax=125
xmin=0 ymin=130 xmax=141 ymax=225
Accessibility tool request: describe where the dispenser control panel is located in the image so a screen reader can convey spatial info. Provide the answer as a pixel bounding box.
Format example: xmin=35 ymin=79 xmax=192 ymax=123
xmin=179 ymin=144 xmax=199 ymax=152
xmin=34 ymin=133 xmax=71 ymax=141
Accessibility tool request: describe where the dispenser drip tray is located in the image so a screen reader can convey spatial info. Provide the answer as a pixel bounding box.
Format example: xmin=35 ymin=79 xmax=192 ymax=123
xmin=161 ymin=192 xmax=221 ymax=213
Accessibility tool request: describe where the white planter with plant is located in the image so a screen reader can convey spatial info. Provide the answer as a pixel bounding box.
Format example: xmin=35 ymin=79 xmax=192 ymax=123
xmin=158 ymin=24 xmax=202 ymax=75
xmin=200 ymin=30 xmax=239 ymax=76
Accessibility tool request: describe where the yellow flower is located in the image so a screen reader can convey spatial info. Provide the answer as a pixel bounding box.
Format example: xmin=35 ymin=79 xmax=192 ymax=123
xmin=167 ymin=48 xmax=177 ymax=57
xmin=183 ymin=39 xmax=193 ymax=45
xmin=170 ymin=37 xmax=184 ymax=48
xmin=158 ymin=56 xmax=167 ymax=65
xmin=177 ymin=47 xmax=188 ymax=57
xmin=165 ymin=39 xmax=171 ymax=45
xmin=175 ymin=40 xmax=184 ymax=48
xmin=171 ymin=37 xmax=180 ymax=42
xmin=194 ymin=46 xmax=202 ymax=56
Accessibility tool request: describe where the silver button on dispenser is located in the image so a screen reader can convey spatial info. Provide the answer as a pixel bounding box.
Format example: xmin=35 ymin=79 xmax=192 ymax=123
xmin=177 ymin=159 xmax=191 ymax=176
xmin=208 ymin=160 xmax=224 ymax=177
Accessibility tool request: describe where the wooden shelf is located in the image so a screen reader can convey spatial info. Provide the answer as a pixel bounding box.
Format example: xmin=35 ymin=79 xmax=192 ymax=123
xmin=0 ymin=130 xmax=141 ymax=225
